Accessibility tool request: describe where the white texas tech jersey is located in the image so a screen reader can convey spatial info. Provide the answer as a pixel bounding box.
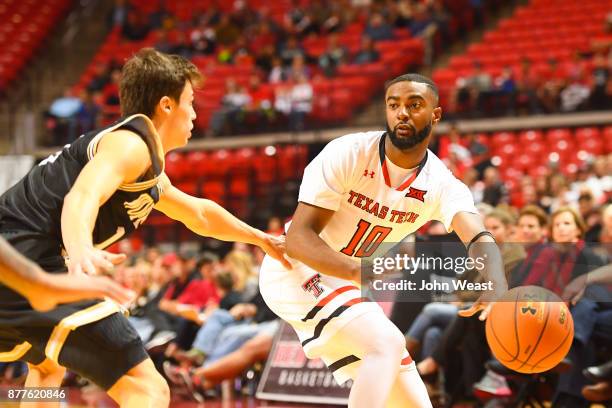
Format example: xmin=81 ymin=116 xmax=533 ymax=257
xmin=298 ymin=131 xmax=478 ymax=258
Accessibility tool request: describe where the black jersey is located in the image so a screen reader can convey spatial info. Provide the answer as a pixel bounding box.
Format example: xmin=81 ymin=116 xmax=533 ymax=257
xmin=0 ymin=114 xmax=166 ymax=256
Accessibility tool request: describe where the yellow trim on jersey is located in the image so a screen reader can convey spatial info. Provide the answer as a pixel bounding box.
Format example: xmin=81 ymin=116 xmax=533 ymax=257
xmin=0 ymin=341 xmax=32 ymax=362
xmin=86 ymin=114 xmax=165 ymax=192
xmin=93 ymin=226 xmax=126 ymax=249
xmin=117 ymin=178 xmax=159 ymax=192
xmin=44 ymin=299 xmax=122 ymax=363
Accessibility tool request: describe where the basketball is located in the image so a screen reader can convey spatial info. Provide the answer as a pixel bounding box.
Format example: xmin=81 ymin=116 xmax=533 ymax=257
xmin=485 ymin=286 xmax=574 ymax=374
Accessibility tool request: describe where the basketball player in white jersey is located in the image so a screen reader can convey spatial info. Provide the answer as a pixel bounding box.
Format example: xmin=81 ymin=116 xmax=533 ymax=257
xmin=259 ymin=74 xmax=508 ymax=407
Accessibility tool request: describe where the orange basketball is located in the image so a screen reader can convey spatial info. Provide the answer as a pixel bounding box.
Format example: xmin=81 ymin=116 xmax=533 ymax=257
xmin=485 ymin=286 xmax=574 ymax=374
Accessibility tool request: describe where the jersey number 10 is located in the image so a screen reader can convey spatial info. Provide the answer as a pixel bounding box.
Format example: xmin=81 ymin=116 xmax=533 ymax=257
xmin=340 ymin=219 xmax=392 ymax=258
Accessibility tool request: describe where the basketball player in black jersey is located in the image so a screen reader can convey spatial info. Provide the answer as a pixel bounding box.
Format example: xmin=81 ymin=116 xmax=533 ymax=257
xmin=0 ymin=48 xmax=290 ymax=407
xmin=0 ymin=236 xmax=134 ymax=312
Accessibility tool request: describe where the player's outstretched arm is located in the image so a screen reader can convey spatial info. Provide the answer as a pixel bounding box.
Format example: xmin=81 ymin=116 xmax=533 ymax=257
xmin=286 ymin=202 xmax=361 ymax=282
xmin=61 ymin=130 xmax=148 ymax=275
xmin=0 ymin=237 xmax=134 ymax=311
xmin=451 ymin=211 xmax=508 ymax=320
xmin=155 ymin=182 xmax=291 ymax=269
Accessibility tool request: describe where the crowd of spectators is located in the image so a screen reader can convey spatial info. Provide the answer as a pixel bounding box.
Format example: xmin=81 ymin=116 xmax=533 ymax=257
xmin=391 ymin=132 xmax=611 ymax=406
xmin=44 ymin=0 xmax=493 ymax=143
xmin=447 ymin=13 xmax=612 ymax=119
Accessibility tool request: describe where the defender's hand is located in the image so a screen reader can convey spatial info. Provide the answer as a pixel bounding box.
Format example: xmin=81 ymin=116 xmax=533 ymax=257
xmin=259 ymin=234 xmax=292 ymax=270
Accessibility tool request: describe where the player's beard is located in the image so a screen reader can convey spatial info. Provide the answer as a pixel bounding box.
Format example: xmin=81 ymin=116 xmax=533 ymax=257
xmin=386 ymin=121 xmax=432 ymax=150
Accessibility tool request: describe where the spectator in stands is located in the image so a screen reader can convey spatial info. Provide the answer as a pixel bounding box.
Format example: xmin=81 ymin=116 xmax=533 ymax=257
xmin=245 ymin=74 xmax=275 ymax=129
xmin=190 ymin=20 xmax=217 ymax=56
xmin=517 ymin=205 xmax=548 ymax=244
xmin=279 ymin=36 xmax=306 ymax=67
xmin=108 ymin=0 xmax=131 ymax=28
xmin=408 ymin=3 xmax=435 ymax=38
xmin=520 ymin=207 xmax=605 ymax=295
xmin=288 ymin=73 xmax=313 ymax=131
xmin=560 ymin=72 xmax=591 ymax=112
xmin=87 ymin=62 xmax=111 ymax=93
xmin=77 ymin=90 xmax=101 ymax=134
xmin=318 ymin=33 xmax=348 ymax=77
xmin=215 ymin=14 xmax=241 ymax=46
xmin=589 ymin=53 xmax=611 ymax=110
xmin=122 ymin=10 xmax=151 ymax=41
xmin=598 ymin=204 xmax=612 ymax=246
xmin=154 ymin=30 xmax=173 ymax=54
xmin=249 ymin=21 xmax=278 ymax=53
xmin=493 ymin=66 xmax=517 ymax=115
xmin=429 ymin=0 xmax=451 ymax=43
xmin=169 ymin=31 xmax=192 ymax=58
xmin=268 ymin=56 xmax=287 ymax=84
xmin=165 ymin=288 xmax=280 ymax=402
xmin=465 ymin=132 xmax=490 ymax=177
xmin=320 ymin=3 xmax=344 ymax=34
xmin=515 ymin=57 xmax=542 ymax=114
xmin=457 ymin=61 xmax=493 ymax=116
xmin=353 ymin=35 xmax=380 ymax=65
xmin=287 ymin=54 xmax=311 ymax=81
xmin=284 ymin=0 xmax=316 ymax=38
xmin=162 ymin=252 xmax=221 ymax=356
xmin=462 ymin=168 xmax=484 ymax=204
xmin=538 ymin=58 xmax=566 ymax=113
xmin=102 ymin=68 xmax=121 ymax=107
xmin=46 ymin=89 xmax=84 ymax=145
xmin=170 ymin=270 xmax=242 ymax=366
xmin=209 ymin=78 xmax=252 ymax=136
xmin=224 ymin=243 xmax=258 ymax=298
xmin=482 ymin=167 xmax=507 ymax=207
xmin=173 ymin=324 xmax=279 ymax=402
xmin=231 ymin=36 xmax=254 ymax=66
xmin=364 ymin=12 xmax=394 ymax=41
xmin=147 ymin=0 xmax=170 ymax=30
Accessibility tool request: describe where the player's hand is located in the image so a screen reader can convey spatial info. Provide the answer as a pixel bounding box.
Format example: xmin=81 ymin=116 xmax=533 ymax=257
xmin=28 ymin=273 xmax=135 ymax=312
xmin=67 ymin=247 xmax=127 ymax=275
xmin=458 ymin=286 xmax=507 ymax=321
xmin=562 ymin=274 xmax=587 ymax=305
xmin=457 ymin=300 xmax=491 ymax=321
xmin=259 ymin=233 xmax=292 ymax=270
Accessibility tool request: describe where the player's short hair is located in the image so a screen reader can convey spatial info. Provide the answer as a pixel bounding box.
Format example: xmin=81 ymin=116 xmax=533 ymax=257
xmin=518 ymin=205 xmax=548 ymax=228
xmin=384 ymin=73 xmax=439 ymax=103
xmin=120 ymin=48 xmax=202 ymax=118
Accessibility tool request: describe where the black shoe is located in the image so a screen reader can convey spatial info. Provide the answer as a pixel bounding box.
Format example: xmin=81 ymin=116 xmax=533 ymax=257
xmin=583 ymin=360 xmax=612 ymax=382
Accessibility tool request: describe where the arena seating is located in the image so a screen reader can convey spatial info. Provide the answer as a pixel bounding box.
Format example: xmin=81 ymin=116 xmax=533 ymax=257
xmin=132 ymin=125 xmax=612 ymax=244
xmin=0 ymin=0 xmax=71 ymax=90
xmin=432 ymin=0 xmax=610 ymax=109
xmin=439 ymin=125 xmax=612 ymax=207
xmin=69 ymin=0 xmax=430 ymax=131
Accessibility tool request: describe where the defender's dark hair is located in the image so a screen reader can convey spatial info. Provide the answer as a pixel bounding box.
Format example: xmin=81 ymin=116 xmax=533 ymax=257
xmin=120 ymin=48 xmax=202 ymax=117
xmin=384 ymin=73 xmax=439 ymax=103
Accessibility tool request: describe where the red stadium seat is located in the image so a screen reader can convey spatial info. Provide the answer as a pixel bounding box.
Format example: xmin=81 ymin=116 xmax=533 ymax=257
xmin=518 ymin=130 xmax=544 ymax=144
xmin=546 ymin=128 xmax=572 ymax=143
xmin=491 ymin=131 xmax=516 ymax=146
xmin=164 ymin=151 xmax=187 ymax=181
